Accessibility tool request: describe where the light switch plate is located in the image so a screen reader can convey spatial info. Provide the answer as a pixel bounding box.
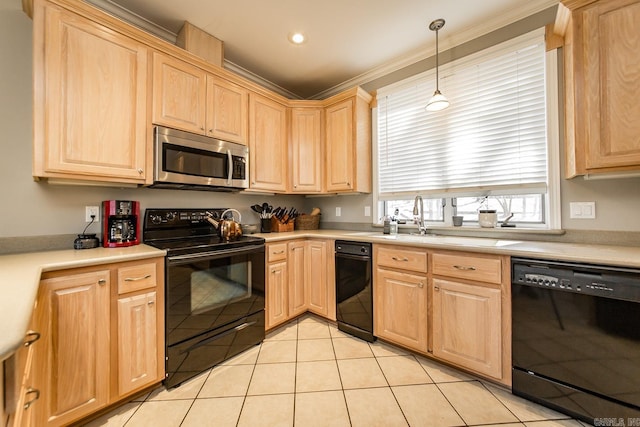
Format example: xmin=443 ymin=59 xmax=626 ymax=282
xmin=335 ymin=207 xmax=341 ymax=217
xmin=364 ymin=206 xmax=371 ymax=217
xmin=569 ymin=202 xmax=596 ymax=219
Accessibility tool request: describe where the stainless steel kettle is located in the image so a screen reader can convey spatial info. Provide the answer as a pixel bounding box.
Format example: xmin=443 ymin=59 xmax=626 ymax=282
xmin=206 ymin=209 xmax=243 ymax=241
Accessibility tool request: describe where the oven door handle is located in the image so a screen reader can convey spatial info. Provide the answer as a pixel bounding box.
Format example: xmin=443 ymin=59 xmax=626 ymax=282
xmin=168 ymin=244 xmax=264 ymax=264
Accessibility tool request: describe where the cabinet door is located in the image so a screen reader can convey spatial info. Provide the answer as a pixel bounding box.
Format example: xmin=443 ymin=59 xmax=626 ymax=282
xmin=374 ymin=268 xmax=427 ymax=352
xmin=6 ymin=331 xmax=40 ymax=427
xmin=432 ymin=278 xmax=502 ymax=379
xmin=117 ymin=291 xmax=158 ymax=396
xmin=290 ymin=108 xmax=323 ymax=193
xmin=266 ymin=261 xmax=288 ymax=329
xmin=152 ymin=52 xmax=207 ymax=134
xmin=33 ymin=270 xmax=110 ymax=426
xmin=307 ymin=240 xmax=328 ymax=317
xmin=582 ymin=0 xmax=640 ymax=170
xmin=325 ymin=99 xmax=354 ymax=192
xmin=36 ymin=4 xmax=147 ymax=182
xmin=206 ymin=76 xmax=248 ymax=144
xmin=288 ymin=241 xmax=307 ymax=317
xmin=249 ymin=94 xmax=288 ymax=192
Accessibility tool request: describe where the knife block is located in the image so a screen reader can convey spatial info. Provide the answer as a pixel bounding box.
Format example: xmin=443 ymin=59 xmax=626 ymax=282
xmin=271 ymin=217 xmax=294 ymax=232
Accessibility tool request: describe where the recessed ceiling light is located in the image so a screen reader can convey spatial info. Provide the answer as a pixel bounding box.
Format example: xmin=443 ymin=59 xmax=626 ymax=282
xmin=289 ymin=32 xmax=305 ymax=44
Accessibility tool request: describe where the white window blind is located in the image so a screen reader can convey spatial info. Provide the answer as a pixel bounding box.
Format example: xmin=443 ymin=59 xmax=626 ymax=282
xmin=377 ymin=33 xmax=548 ymax=200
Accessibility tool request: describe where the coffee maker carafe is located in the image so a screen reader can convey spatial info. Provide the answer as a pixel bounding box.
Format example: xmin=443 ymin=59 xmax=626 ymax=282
xmin=102 ymin=200 xmax=140 ymax=247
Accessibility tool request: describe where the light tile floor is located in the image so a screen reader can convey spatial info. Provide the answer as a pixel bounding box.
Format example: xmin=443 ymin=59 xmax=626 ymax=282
xmin=85 ymin=315 xmax=590 ymax=427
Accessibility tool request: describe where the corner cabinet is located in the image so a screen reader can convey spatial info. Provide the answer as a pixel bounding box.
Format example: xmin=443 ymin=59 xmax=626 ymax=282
xmin=560 ymin=0 xmax=640 ymax=177
xmin=32 ymin=0 xmax=149 ymax=184
xmin=265 ymin=239 xmax=335 ymax=330
xmin=27 ymin=258 xmax=164 ymax=426
xmin=249 ymin=94 xmax=288 ymax=192
xmin=289 ymin=107 xmax=323 ymax=193
xmin=324 ymin=87 xmax=372 ymax=193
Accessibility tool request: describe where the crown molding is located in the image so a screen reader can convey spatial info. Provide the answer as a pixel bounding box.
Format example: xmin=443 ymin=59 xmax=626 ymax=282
xmin=86 ymin=0 xmax=177 ymax=42
xmin=85 ymin=0 xmax=558 ymax=100
xmin=312 ymin=0 xmax=558 ymax=99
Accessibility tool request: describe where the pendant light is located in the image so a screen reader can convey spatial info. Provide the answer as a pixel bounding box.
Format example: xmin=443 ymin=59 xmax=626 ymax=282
xmin=426 ymin=18 xmax=449 ymax=112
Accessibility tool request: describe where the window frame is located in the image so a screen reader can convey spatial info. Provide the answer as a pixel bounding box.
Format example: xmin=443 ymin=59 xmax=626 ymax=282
xmin=371 ymin=28 xmax=561 ymax=230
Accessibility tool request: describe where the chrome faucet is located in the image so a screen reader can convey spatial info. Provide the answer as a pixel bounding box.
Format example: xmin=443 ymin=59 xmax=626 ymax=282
xmin=413 ymin=195 xmax=426 ymax=234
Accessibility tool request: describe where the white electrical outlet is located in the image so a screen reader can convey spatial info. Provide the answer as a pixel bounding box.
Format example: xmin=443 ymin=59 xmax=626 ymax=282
xmin=336 ymin=207 xmax=341 ymax=217
xmin=364 ymin=206 xmax=371 ymax=217
xmin=85 ymin=206 xmax=100 ymax=222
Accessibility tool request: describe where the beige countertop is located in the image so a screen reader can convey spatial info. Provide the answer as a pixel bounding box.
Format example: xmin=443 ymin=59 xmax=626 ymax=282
xmin=3 ymin=230 xmax=639 ymax=361
xmin=256 ymin=230 xmax=640 ymax=268
xmin=0 ymin=244 xmax=165 ymax=361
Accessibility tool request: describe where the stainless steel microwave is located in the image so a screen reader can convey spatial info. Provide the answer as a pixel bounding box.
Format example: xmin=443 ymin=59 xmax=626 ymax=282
xmin=152 ymin=126 xmax=249 ymax=191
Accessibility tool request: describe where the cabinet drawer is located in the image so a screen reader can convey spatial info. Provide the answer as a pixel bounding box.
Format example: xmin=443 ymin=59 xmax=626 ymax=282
xmin=376 ymin=246 xmax=427 ymax=274
xmin=432 ymin=252 xmax=502 ymax=285
xmin=267 ymin=243 xmax=288 ymax=262
xmin=118 ymin=263 xmax=157 ymax=294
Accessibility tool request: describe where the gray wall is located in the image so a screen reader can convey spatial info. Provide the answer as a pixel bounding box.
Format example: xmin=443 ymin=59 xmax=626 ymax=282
xmin=2 ymin=1 xmax=639 ymax=250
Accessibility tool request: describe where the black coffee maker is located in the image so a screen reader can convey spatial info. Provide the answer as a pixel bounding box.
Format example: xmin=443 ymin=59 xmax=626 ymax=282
xmin=102 ymin=200 xmax=140 ymax=247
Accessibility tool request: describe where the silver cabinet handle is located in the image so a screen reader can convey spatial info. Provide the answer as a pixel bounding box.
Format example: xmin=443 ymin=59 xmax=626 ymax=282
xmin=23 ymin=388 xmax=40 ymax=410
xmin=434 ymin=286 xmax=440 ymax=291
xmin=453 ymin=265 xmax=476 ymax=271
xmin=24 ymin=331 xmax=40 ymax=347
xmin=418 ymin=282 xmax=424 ymax=288
xmin=124 ymin=274 xmax=152 ymax=282
xmin=98 ymin=279 xmax=107 ymax=286
xmin=273 ymin=250 xmax=285 ymax=255
xmin=148 ymin=300 xmax=155 ymax=306
xmin=137 ymin=168 xmax=143 ymax=174
xmin=392 ymin=256 xmax=409 ymax=262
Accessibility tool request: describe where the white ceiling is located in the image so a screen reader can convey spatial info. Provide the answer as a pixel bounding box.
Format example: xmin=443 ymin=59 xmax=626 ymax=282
xmin=99 ymin=0 xmax=558 ymax=99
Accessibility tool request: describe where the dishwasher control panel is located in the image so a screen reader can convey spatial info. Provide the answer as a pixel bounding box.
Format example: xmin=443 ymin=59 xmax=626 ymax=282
xmin=512 ymin=257 xmax=640 ymax=301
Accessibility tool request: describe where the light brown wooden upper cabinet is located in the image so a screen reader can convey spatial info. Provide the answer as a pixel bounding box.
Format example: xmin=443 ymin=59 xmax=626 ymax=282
xmin=560 ymin=0 xmax=640 ymax=177
xmin=206 ymin=76 xmax=248 ymax=144
xmin=249 ymin=93 xmax=288 ymax=192
xmin=32 ymin=0 xmax=149 ymax=184
xmin=152 ymin=52 xmax=207 ymax=135
xmin=289 ymin=107 xmax=323 ymax=193
xmin=324 ymin=87 xmax=372 ymax=193
xmin=152 ymin=52 xmax=248 ymax=144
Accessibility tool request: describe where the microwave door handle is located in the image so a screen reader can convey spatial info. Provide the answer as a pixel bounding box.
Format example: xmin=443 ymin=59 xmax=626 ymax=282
xmin=227 ymin=149 xmax=232 ymax=186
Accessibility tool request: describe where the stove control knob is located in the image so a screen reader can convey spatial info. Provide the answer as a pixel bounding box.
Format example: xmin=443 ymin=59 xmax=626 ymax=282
xmin=165 ymin=212 xmax=176 ymax=222
xmin=150 ymin=215 xmax=162 ymax=225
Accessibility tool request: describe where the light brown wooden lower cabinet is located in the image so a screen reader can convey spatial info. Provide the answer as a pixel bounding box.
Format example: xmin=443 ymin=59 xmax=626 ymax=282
xmin=374 ymin=268 xmax=428 ymax=352
xmin=265 ymin=239 xmax=335 ymax=330
xmin=373 ymin=244 xmax=511 ymax=385
xmin=432 ymin=278 xmax=502 ymax=379
xmin=12 ymin=258 xmax=165 ymax=427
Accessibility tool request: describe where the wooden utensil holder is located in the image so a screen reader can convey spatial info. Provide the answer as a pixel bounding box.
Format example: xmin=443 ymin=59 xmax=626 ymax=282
xmin=271 ymin=217 xmax=294 ymax=232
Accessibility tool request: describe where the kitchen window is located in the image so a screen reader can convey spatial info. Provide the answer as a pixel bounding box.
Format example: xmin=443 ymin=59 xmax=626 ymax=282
xmin=373 ymin=28 xmax=560 ymax=229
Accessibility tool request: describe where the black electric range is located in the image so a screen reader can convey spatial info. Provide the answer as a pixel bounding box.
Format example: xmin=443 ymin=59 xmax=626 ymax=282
xmin=143 ymin=208 xmax=266 ymax=388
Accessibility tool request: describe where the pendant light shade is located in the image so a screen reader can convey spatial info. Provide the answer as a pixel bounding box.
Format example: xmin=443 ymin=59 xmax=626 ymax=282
xmin=426 ymin=18 xmax=449 ymax=112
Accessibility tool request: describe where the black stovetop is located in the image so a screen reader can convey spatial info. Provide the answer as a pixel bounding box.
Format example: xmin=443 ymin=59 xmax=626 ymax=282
xmin=143 ymin=208 xmax=264 ymax=256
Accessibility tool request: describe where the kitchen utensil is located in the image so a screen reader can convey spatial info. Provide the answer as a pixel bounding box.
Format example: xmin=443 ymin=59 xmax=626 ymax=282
xmin=251 ymin=204 xmax=263 ymax=214
xmin=310 ymin=207 xmax=321 ymax=216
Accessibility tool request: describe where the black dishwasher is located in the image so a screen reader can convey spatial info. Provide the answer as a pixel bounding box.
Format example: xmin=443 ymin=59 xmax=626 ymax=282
xmin=335 ymin=241 xmax=375 ymax=342
xmin=512 ymin=257 xmax=640 ymax=424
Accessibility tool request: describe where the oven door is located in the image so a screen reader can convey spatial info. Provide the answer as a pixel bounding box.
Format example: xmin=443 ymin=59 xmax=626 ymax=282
xmin=165 ymin=244 xmax=265 ymax=347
